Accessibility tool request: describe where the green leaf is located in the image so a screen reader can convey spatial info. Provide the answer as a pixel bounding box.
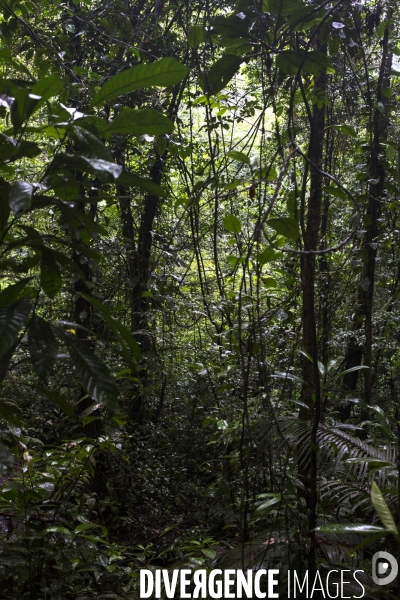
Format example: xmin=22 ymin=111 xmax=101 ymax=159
xmin=261 ymin=276 xmax=278 ymax=288
xmin=314 ymin=523 xmax=388 ymax=535
xmin=347 ymin=458 xmax=395 ymax=469
xmin=267 ymin=217 xmax=299 ymax=241
xmin=0 ymin=298 xmax=31 ymax=359
xmin=73 ymin=126 xmax=114 ymax=162
xmin=81 ymin=157 xmax=123 ymax=180
xmin=31 ymin=74 xmax=63 ymax=112
xmin=0 ymin=179 xmax=10 ymax=233
xmin=338 ymin=365 xmax=369 ymax=377
xmin=188 ymin=25 xmax=206 ymax=48
xmin=276 ymin=50 xmax=331 ymax=76
xmin=0 ymin=341 xmax=18 ymax=385
xmin=224 ymin=214 xmax=242 ymax=234
xmin=9 ymin=181 xmax=33 ymax=215
xmin=201 ymin=548 xmax=217 ymax=559
xmin=116 ymin=170 xmax=166 ymax=196
xmin=34 ymin=385 xmax=74 ymax=417
xmin=263 ymin=0 xmax=305 ymax=15
xmin=254 ymin=495 xmax=281 ymax=514
xmin=0 ymin=442 xmax=14 ymax=475
xmin=90 ymin=57 xmax=190 ymax=107
xmin=106 ymin=108 xmax=173 ymax=137
xmin=74 ymin=523 xmax=100 ymax=533
xmin=200 ymin=55 xmax=243 ymax=95
xmin=256 ymin=246 xmax=281 ymax=264
xmin=28 ymin=316 xmax=58 ymax=378
xmin=56 ymin=329 xmax=118 ymax=414
xmin=331 ymin=124 xmax=358 ymax=138
xmin=0 ymin=278 xmax=32 ymax=309
xmin=44 ymin=526 xmax=72 ymax=535
xmin=325 ymin=185 xmax=346 ymax=200
xmin=226 ymin=150 xmax=250 ymax=164
xmin=371 ymin=482 xmax=398 ymax=539
xmin=40 ymin=248 xmax=62 ymax=298
xmin=78 ymin=293 xmax=141 ymax=361
xmin=0 ymin=400 xmax=22 ymax=426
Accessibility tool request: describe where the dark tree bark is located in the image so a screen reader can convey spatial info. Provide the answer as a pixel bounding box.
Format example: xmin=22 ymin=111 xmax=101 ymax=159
xmin=298 ymin=33 xmax=327 ymax=578
xmin=340 ymin=21 xmax=392 ymax=422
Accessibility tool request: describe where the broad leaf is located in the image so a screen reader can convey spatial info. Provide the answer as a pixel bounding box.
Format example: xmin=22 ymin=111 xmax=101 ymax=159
xmin=28 ymin=316 xmax=58 ymax=378
xmin=188 ymin=25 xmax=206 ymax=47
xmin=56 ymin=329 xmax=118 ymax=414
xmin=0 ymin=341 xmax=18 ymax=385
xmin=35 ymin=385 xmax=74 ymax=417
xmin=257 ymin=246 xmax=282 ymax=264
xmin=9 ymin=181 xmax=33 ymax=215
xmin=73 ymin=126 xmax=114 ymax=162
xmin=31 ymin=74 xmax=63 ymax=112
xmin=81 ymin=157 xmax=123 ymax=180
xmin=200 ymin=55 xmax=243 ymax=95
xmin=263 ymin=0 xmax=306 ymax=15
xmin=331 ymin=124 xmax=358 ymax=138
xmin=117 ymin=170 xmax=166 ymax=196
xmin=371 ymin=482 xmax=398 ymax=538
xmin=267 ymin=217 xmax=299 ymax=241
xmin=79 ymin=292 xmax=141 ymax=361
xmin=0 ymin=179 xmax=10 ymax=233
xmin=314 ymin=523 xmax=387 ymax=535
xmin=0 ymin=442 xmax=14 ymax=475
xmin=90 ymin=57 xmax=190 ymax=107
xmin=338 ymin=365 xmax=369 ymax=376
xmin=276 ymin=50 xmax=331 ymax=76
xmin=226 ymin=150 xmax=250 ymax=164
xmin=106 ymin=108 xmax=173 ymax=137
xmin=0 ymin=278 xmax=32 ymax=309
xmin=224 ymin=214 xmax=242 ymax=234
xmin=0 ymin=298 xmax=31 ymax=359
xmin=254 ymin=496 xmax=281 ymax=514
xmin=40 ymin=248 xmax=62 ymax=298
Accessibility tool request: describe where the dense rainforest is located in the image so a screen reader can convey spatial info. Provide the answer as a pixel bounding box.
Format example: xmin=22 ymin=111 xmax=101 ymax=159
xmin=0 ymin=0 xmax=400 ymax=597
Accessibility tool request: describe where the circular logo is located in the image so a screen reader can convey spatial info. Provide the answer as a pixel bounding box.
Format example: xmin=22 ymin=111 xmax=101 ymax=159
xmin=372 ymin=551 xmax=398 ymax=586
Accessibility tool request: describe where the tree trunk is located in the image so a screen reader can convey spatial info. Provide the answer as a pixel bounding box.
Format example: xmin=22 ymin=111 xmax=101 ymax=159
xmin=340 ymin=21 xmax=392 ymax=422
xmin=298 ymin=33 xmax=327 ymax=578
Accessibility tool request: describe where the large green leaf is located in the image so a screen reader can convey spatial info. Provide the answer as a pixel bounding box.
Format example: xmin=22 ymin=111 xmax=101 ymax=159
xmin=256 ymin=246 xmax=282 ymax=264
xmin=90 ymin=57 xmax=190 ymax=107
xmin=226 ymin=150 xmax=250 ymax=164
xmin=35 ymin=385 xmax=74 ymax=417
xmin=371 ymin=482 xmax=398 ymax=538
xmin=9 ymin=181 xmax=33 ymax=215
xmin=0 ymin=298 xmax=31 ymax=359
xmin=276 ymin=50 xmax=331 ymax=76
xmin=0 ymin=442 xmax=14 ymax=475
xmin=263 ymin=0 xmax=305 ymax=15
xmin=40 ymin=248 xmax=62 ymax=298
xmin=28 ymin=316 xmax=58 ymax=378
xmin=314 ymin=523 xmax=387 ymax=535
xmin=187 ymin=25 xmax=207 ymax=48
xmin=80 ymin=157 xmax=123 ymax=180
xmin=267 ymin=217 xmax=299 ymax=241
xmin=78 ymin=293 xmax=141 ymax=361
xmin=117 ymin=170 xmax=166 ymax=196
xmin=73 ymin=126 xmax=114 ymax=162
xmin=224 ymin=214 xmax=242 ymax=234
xmin=200 ymin=55 xmax=243 ymax=95
xmin=0 ymin=278 xmax=32 ymax=309
xmin=106 ymin=108 xmax=173 ymax=137
xmin=31 ymin=74 xmax=63 ymax=112
xmin=56 ymin=329 xmax=118 ymax=414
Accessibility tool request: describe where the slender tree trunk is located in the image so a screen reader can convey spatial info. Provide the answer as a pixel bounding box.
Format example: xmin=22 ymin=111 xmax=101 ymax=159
xmin=298 ymin=33 xmax=327 ymax=578
xmin=340 ymin=22 xmax=392 ymax=422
